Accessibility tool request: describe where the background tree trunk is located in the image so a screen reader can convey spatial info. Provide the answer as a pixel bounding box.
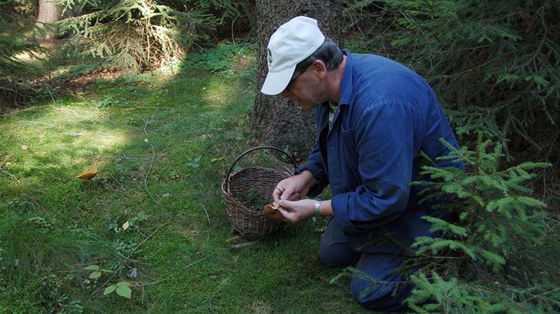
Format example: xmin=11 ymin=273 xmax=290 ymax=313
xmin=251 ymin=0 xmax=343 ymax=162
xmin=36 ymin=0 xmax=62 ymax=42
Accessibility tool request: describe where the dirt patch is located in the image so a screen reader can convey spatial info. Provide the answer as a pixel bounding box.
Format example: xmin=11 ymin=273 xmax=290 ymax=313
xmin=0 ymin=66 xmax=123 ymax=117
xmin=62 ymin=67 xmax=122 ymax=92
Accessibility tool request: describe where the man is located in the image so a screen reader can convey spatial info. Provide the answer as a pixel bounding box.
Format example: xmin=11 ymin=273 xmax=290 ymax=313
xmin=261 ymin=16 xmax=464 ymax=311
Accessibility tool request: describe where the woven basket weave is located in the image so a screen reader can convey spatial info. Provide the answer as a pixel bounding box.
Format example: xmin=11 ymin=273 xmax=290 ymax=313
xmin=222 ymin=146 xmax=297 ymax=239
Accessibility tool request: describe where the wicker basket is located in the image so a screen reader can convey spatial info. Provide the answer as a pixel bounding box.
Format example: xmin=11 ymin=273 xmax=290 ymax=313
xmin=222 ymin=146 xmax=297 ymax=239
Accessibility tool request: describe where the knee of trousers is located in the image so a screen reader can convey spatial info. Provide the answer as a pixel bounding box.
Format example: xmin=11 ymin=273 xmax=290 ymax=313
xmin=350 ymin=275 xmax=411 ymax=311
xmin=319 ymin=245 xmax=344 ymax=267
xmin=319 ymin=244 xmax=359 ymax=267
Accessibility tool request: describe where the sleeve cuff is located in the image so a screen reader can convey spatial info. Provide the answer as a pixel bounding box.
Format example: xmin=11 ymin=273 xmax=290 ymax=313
xmin=295 ymin=163 xmax=328 ymax=197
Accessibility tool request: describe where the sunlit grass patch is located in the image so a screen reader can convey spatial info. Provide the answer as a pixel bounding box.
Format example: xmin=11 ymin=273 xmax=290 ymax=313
xmin=0 ymin=102 xmax=130 ymax=190
xmin=0 ymin=42 xmax=373 ymax=313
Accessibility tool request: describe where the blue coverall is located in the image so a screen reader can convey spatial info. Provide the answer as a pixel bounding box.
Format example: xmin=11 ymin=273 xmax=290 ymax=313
xmin=296 ymin=51 xmax=465 ymax=311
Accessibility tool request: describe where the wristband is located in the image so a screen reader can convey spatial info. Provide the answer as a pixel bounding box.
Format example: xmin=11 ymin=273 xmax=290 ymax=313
xmin=313 ymin=200 xmax=321 ymax=220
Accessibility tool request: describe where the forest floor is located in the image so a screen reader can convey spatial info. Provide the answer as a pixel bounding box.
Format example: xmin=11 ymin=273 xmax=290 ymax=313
xmin=0 ymin=42 xmax=373 ymax=313
xmin=1 ymin=40 xmax=559 ymax=313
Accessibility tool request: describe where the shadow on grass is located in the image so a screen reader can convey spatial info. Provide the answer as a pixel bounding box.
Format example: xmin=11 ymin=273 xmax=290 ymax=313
xmin=0 ymin=41 xmax=372 ymax=313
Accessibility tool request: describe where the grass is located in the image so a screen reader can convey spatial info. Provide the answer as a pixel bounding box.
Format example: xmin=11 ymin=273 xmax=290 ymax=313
xmin=4 ymin=41 xmax=559 ymax=313
xmin=0 ymin=43 xmax=371 ymax=313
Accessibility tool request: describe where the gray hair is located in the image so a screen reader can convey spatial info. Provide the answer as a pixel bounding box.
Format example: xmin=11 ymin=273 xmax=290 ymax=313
xmin=295 ymin=37 xmax=343 ymax=72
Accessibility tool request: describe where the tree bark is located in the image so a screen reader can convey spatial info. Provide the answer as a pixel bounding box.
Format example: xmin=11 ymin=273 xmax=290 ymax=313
xmin=36 ymin=0 xmax=62 ymax=42
xmin=251 ymin=0 xmax=343 ymax=162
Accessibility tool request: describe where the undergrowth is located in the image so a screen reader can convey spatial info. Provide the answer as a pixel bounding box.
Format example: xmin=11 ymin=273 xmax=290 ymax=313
xmin=1 ymin=38 xmax=559 ymax=313
xmin=406 ymin=136 xmax=559 ymax=312
xmin=0 ymin=42 xmax=366 ymax=313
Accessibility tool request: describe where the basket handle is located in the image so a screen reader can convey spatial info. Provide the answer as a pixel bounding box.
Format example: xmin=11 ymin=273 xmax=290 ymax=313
xmin=224 ymin=146 xmax=298 ymax=191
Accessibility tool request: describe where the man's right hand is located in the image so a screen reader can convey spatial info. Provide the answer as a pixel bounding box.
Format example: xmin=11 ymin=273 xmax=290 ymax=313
xmin=272 ymin=170 xmax=317 ymax=202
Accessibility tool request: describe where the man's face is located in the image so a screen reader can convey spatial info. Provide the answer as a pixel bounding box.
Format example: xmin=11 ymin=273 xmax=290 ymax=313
xmin=281 ymin=61 xmax=325 ymax=110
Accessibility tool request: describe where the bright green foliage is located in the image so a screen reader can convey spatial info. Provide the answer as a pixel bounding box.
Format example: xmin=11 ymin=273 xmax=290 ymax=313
xmin=84 ymin=265 xmax=112 ymax=279
xmin=58 ymin=0 xmax=213 ymax=72
xmin=103 ymin=281 xmax=132 ymax=299
xmin=406 ymin=134 xmax=555 ymax=312
xmin=0 ymin=7 xmax=41 ymax=105
xmin=408 ymin=269 xmax=560 ymax=313
xmin=408 ymin=272 xmax=512 ymax=314
xmin=344 ymin=0 xmax=560 ymax=160
xmin=57 ymin=0 xmax=254 ymax=72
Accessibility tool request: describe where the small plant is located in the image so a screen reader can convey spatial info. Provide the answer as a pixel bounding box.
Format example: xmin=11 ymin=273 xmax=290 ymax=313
xmin=84 ymin=265 xmax=112 ymax=280
xmin=186 ymin=156 xmax=202 ymax=169
xmin=242 ymin=187 xmax=268 ymax=210
xmin=108 ymin=212 xmax=149 ymax=234
xmin=103 ymin=281 xmax=133 ymax=299
xmin=184 ymin=43 xmax=253 ymax=74
xmin=84 ymin=265 xmax=134 ymax=299
xmin=405 ymin=134 xmax=554 ymax=312
xmin=98 ymin=95 xmax=123 ymax=108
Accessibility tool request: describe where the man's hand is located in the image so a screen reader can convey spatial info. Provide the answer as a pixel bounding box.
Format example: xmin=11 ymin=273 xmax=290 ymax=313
xmin=272 ymin=170 xmax=317 ymax=202
xmin=276 ymin=199 xmax=315 ymax=223
xmin=275 ymin=199 xmax=333 ymax=223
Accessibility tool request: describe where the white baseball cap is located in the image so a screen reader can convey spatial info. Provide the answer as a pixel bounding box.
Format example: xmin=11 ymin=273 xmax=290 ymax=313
xmin=261 ymin=16 xmax=325 ymax=95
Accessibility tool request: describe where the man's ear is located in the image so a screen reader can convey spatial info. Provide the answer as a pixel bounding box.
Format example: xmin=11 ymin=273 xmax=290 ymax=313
xmin=311 ymin=59 xmax=327 ymax=77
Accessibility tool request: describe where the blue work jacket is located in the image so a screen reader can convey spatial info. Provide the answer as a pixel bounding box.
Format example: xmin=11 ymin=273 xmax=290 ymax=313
xmin=297 ymin=51 xmax=464 ymax=246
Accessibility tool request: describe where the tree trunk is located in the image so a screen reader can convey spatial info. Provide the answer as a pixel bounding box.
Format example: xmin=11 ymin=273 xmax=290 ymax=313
xmin=36 ymin=0 xmax=62 ymax=42
xmin=251 ymin=0 xmax=343 ymax=162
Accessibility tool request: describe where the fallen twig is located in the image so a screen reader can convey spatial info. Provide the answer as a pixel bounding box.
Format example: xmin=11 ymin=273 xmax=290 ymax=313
xmin=122 ymin=106 xmax=179 ymax=112
xmin=0 ymin=155 xmax=20 ymax=184
xmin=144 ymin=144 xmax=160 ymax=204
xmin=202 ymin=205 xmax=210 ymax=225
xmin=89 ymin=222 xmax=169 ymax=296
xmin=139 ymin=256 xmax=210 ymax=287
xmin=90 ymin=263 xmax=125 ymax=296
xmin=133 ymin=222 xmax=170 ymax=253
xmin=225 ymin=235 xmax=241 ymax=243
xmin=229 ymin=241 xmax=258 ymax=250
xmin=143 ymin=114 xmax=154 ymax=135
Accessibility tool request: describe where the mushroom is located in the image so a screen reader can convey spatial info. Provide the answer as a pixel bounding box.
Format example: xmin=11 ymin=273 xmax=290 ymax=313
xmin=262 ymin=201 xmax=284 ymax=222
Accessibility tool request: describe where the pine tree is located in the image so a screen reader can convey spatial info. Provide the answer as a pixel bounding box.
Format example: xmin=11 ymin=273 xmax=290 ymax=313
xmin=57 ymin=0 xmax=247 ymax=72
xmin=343 ymin=0 xmax=560 ymax=162
xmin=406 ymin=134 xmax=556 ymax=312
xmin=0 ymin=8 xmax=41 ymax=107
